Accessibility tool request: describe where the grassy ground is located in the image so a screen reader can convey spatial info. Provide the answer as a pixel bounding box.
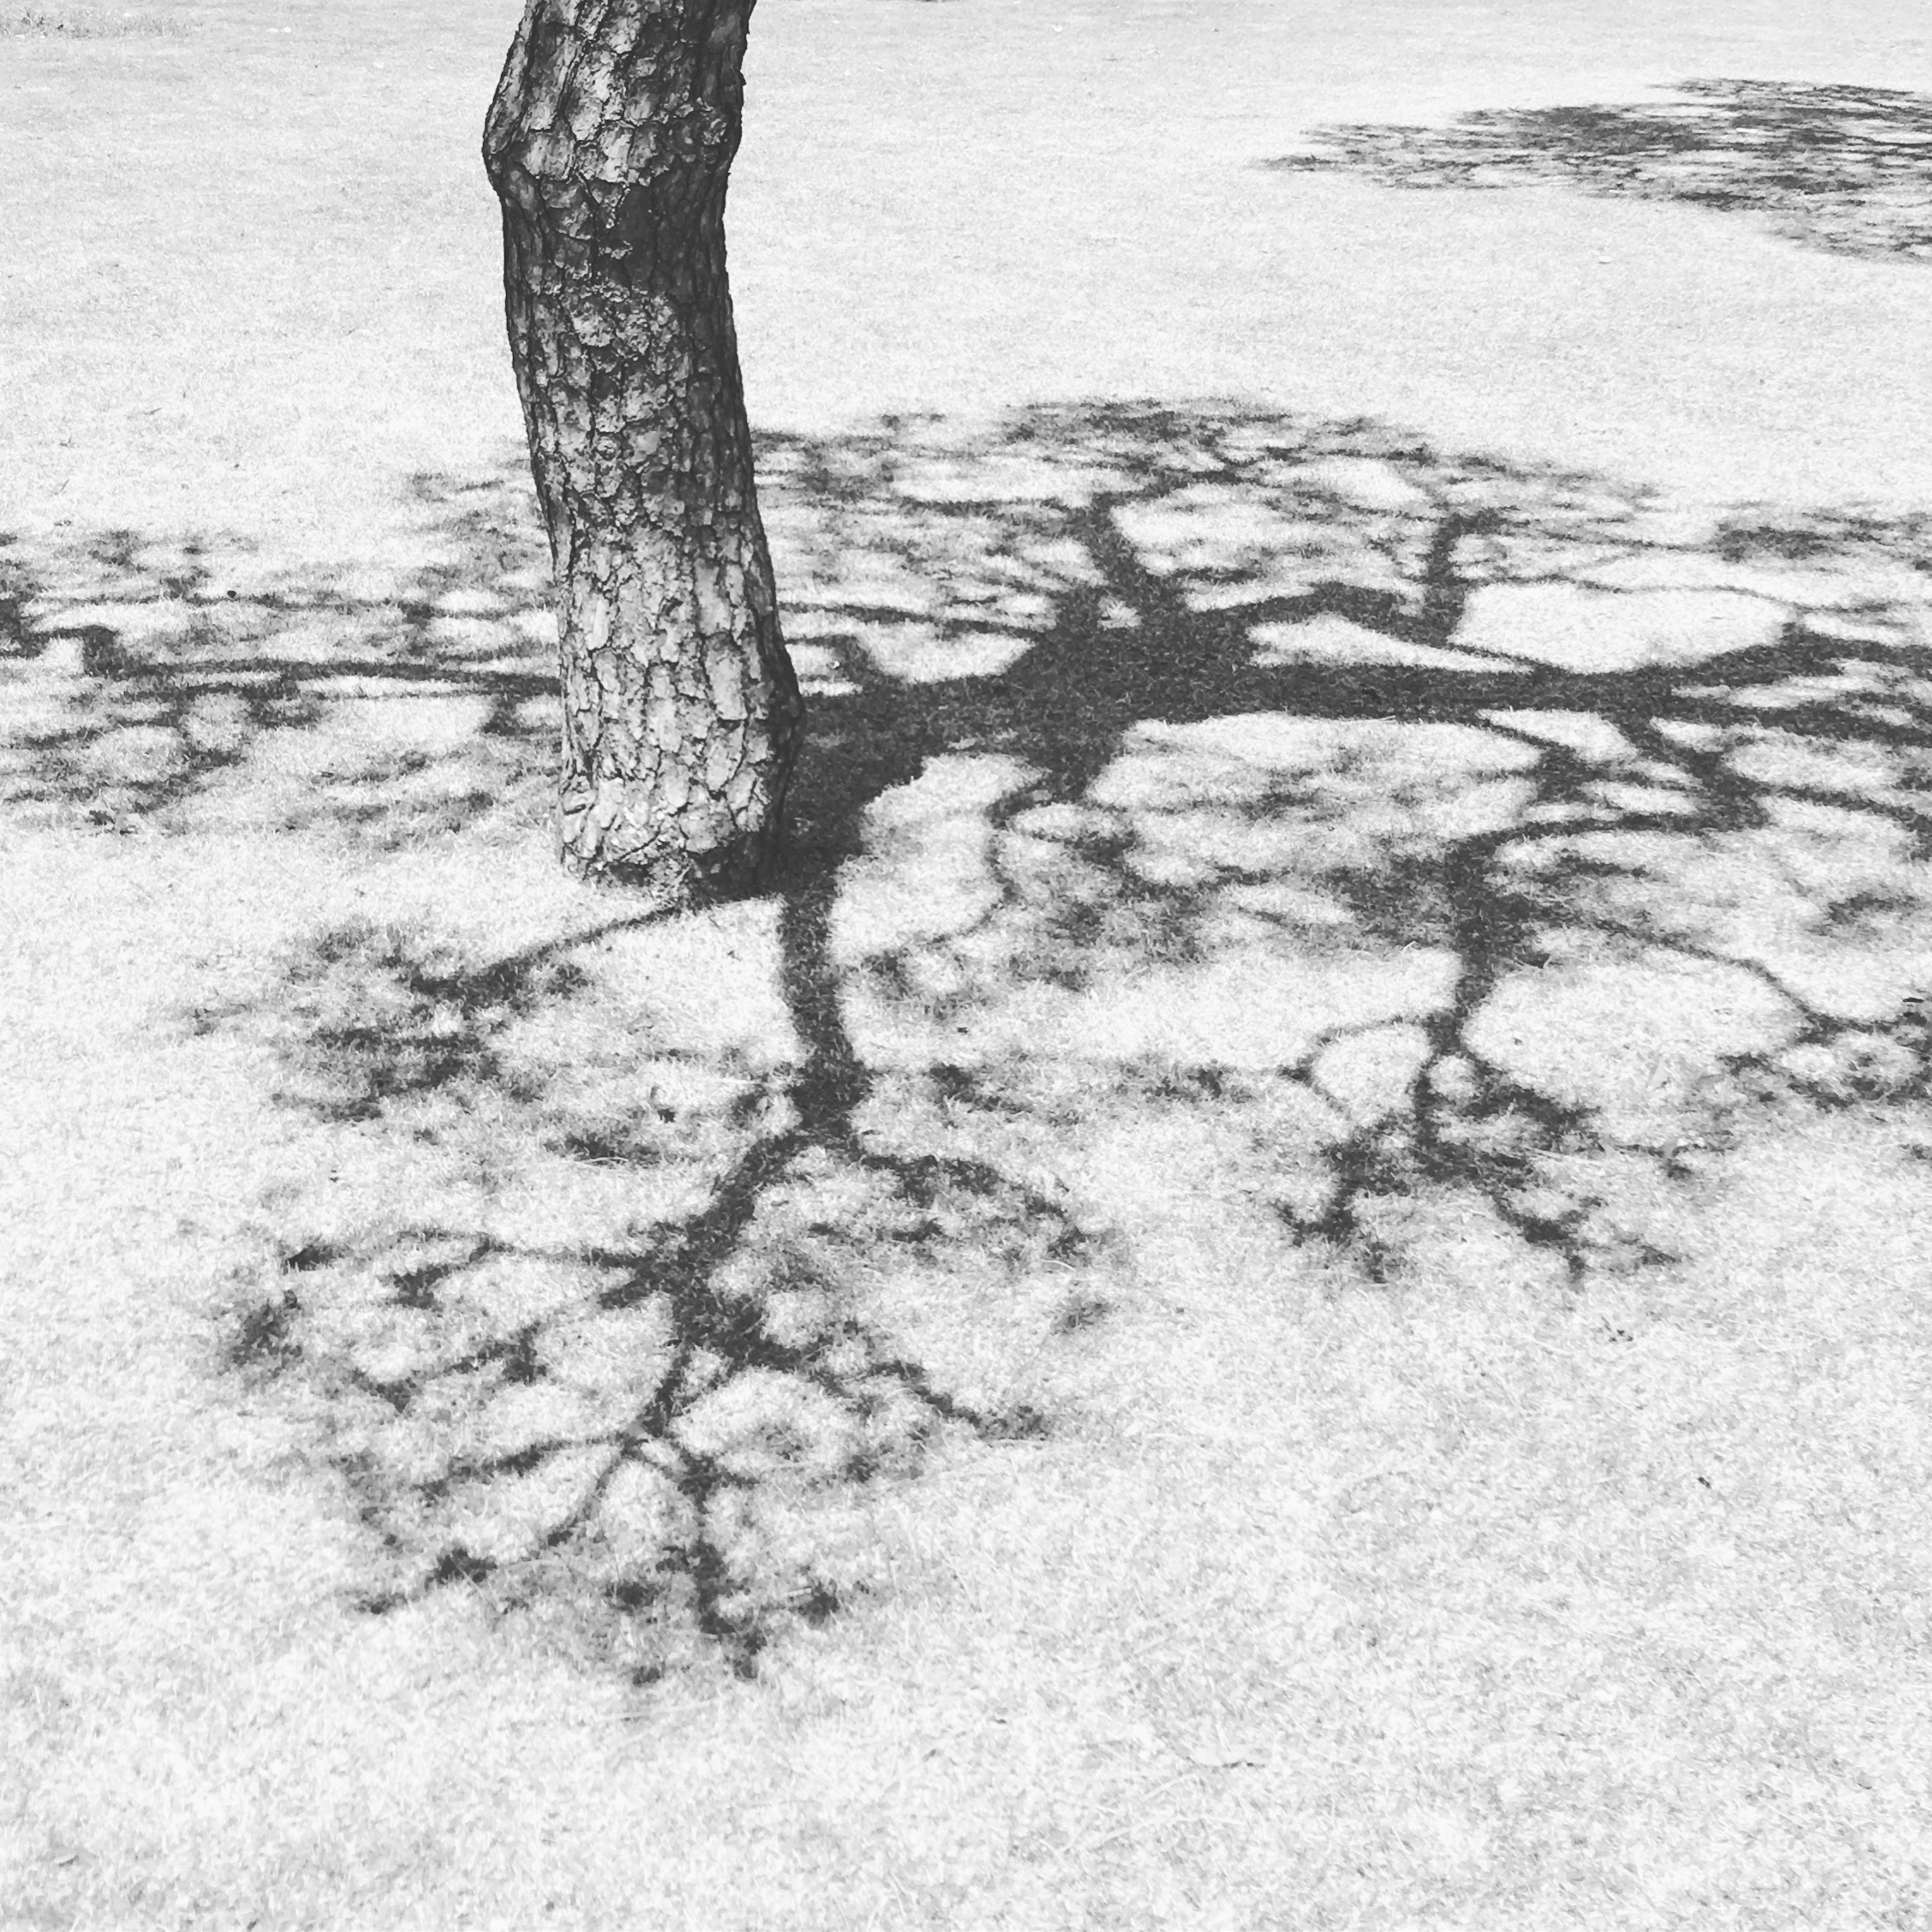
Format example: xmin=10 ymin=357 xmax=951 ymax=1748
xmin=3 ymin=2 xmax=1931 ymax=1927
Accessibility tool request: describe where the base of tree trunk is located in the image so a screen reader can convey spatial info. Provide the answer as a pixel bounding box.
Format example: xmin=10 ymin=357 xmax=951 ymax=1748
xmin=484 ymin=0 xmax=802 ymax=908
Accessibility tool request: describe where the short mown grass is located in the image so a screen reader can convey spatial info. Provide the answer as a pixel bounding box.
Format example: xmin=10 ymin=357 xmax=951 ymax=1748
xmin=2 ymin=3 xmax=1929 ymax=1928
xmin=0 ymin=8 xmax=185 ymax=34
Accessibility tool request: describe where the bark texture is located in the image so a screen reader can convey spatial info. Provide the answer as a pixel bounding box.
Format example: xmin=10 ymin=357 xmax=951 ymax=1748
xmin=484 ymin=0 xmax=802 ymax=898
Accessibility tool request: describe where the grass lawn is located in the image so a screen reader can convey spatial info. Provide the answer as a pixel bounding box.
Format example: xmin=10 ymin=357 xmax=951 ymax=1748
xmin=3 ymin=2 xmax=1930 ymax=1926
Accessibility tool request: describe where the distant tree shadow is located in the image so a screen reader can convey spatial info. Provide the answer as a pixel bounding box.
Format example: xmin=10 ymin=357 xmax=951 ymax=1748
xmin=11 ymin=398 xmax=1928 ymax=1675
xmin=1265 ymin=78 xmax=1932 ymax=262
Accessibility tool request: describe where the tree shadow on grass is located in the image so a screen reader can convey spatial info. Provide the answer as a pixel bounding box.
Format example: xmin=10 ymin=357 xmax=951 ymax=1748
xmin=758 ymin=407 xmax=1929 ymax=1291
xmin=216 ymin=899 xmax=1071 ymax=1681
xmin=10 ymin=399 xmax=1929 ymax=1675
xmin=0 ymin=483 xmax=558 ymax=844
xmin=1265 ymin=78 xmax=1932 ymax=263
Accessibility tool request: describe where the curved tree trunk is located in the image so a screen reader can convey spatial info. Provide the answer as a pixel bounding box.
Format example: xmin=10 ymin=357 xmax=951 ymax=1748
xmin=483 ymin=0 xmax=802 ymax=900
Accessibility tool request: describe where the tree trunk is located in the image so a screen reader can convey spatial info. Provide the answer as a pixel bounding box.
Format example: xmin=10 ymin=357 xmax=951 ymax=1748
xmin=483 ymin=0 xmax=802 ymax=900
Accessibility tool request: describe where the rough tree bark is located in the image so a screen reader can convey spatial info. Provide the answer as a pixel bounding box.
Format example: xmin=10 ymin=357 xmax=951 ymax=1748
xmin=483 ymin=0 xmax=802 ymax=900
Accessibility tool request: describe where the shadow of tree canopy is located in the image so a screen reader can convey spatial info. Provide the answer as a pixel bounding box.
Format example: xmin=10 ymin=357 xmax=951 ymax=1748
xmin=8 ymin=398 xmax=1928 ymax=1677
xmin=1264 ymin=78 xmax=1932 ymax=262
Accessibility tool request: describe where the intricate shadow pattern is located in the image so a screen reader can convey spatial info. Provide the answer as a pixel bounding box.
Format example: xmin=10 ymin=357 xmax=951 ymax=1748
xmin=757 ymin=406 xmax=1929 ymax=1284
xmin=0 ymin=484 xmax=555 ymax=843
xmin=9 ymin=400 xmax=1928 ymax=1673
xmin=1266 ymin=79 xmax=1932 ymax=262
xmin=212 ymin=902 xmax=1068 ymax=1679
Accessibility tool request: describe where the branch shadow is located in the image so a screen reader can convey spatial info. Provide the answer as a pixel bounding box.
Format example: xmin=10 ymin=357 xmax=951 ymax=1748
xmin=15 ymin=397 xmax=1928 ymax=1677
xmin=1263 ymin=78 xmax=1932 ymax=262
xmin=757 ymin=404 xmax=1929 ymax=1296
xmin=0 ymin=482 xmax=558 ymax=844
xmin=213 ymin=893 xmax=1068 ymax=1681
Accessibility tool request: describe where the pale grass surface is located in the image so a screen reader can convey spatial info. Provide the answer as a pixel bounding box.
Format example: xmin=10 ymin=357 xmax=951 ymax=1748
xmin=0 ymin=10 xmax=185 ymax=34
xmin=4 ymin=3 xmax=1932 ymax=1929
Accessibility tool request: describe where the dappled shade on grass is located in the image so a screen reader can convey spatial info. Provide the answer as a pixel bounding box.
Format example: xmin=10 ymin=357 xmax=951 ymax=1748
xmin=9 ymin=398 xmax=1929 ymax=1673
xmin=0 ymin=496 xmax=557 ymax=843
xmin=212 ymin=905 xmax=1066 ymax=1679
xmin=1267 ymin=78 xmax=1932 ymax=263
